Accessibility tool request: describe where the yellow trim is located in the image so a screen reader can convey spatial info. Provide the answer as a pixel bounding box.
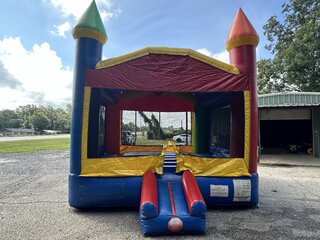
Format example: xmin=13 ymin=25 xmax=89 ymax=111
xmin=80 ymin=87 xmax=163 ymax=177
xmin=176 ymin=155 xmax=250 ymax=177
xmin=81 ymin=87 xmax=91 ymax=161
xmin=72 ymin=28 xmax=107 ymax=44
xmin=243 ymin=90 xmax=251 ymax=169
xmin=81 ymin=155 xmax=164 ymax=177
xmin=96 ymin=47 xmax=240 ymax=75
xmin=226 ymin=36 xmax=259 ymax=52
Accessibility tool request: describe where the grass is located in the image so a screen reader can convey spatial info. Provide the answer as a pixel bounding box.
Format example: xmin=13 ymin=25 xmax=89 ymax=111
xmin=135 ymin=138 xmax=164 ymax=145
xmin=0 ymin=138 xmax=70 ymax=154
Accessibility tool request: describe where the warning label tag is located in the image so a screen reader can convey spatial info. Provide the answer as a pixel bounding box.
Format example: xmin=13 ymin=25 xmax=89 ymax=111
xmin=233 ymin=180 xmax=251 ymax=202
xmin=210 ymin=185 xmax=229 ymax=197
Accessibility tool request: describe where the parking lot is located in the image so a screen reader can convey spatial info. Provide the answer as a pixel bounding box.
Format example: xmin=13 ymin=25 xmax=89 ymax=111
xmin=0 ymin=150 xmax=319 ymax=240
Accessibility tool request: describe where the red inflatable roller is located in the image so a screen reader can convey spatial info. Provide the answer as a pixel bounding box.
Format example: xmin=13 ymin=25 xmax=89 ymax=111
xmin=140 ymin=170 xmax=158 ymax=219
xmin=182 ymin=171 xmax=206 ymax=217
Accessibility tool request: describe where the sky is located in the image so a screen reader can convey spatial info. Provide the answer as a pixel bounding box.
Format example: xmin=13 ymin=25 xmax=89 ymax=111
xmin=0 ymin=0 xmax=287 ymax=110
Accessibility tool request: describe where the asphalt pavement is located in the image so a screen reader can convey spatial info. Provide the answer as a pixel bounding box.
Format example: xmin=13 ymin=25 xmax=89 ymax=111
xmin=0 ymin=150 xmax=319 ymax=239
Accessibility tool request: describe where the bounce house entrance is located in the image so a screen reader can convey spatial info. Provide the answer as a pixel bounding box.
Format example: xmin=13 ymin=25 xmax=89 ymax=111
xmin=139 ymin=140 xmax=206 ymax=235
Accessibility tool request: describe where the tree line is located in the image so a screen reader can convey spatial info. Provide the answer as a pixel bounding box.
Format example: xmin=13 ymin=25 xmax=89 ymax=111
xmin=0 ymin=104 xmax=71 ymax=132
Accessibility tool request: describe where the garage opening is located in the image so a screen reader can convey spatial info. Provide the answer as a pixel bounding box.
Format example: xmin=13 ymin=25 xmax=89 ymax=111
xmin=259 ymin=107 xmax=313 ymax=154
xmin=260 ymin=119 xmax=312 ymax=154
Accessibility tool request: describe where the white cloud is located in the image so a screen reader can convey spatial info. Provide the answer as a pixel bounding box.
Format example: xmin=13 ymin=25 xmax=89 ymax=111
xmin=48 ymin=0 xmax=120 ymax=21
xmin=197 ymin=48 xmax=230 ymax=64
xmin=100 ymin=7 xmax=122 ymax=22
xmin=50 ymin=21 xmax=71 ymax=38
xmin=197 ymin=48 xmax=213 ymax=57
xmin=0 ymin=37 xmax=72 ymax=110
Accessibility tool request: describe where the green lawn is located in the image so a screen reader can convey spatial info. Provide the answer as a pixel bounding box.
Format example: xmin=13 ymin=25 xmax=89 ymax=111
xmin=0 ymin=138 xmax=70 ymax=154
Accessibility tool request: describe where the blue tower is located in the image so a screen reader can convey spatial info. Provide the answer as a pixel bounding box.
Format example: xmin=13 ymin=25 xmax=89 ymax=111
xmin=69 ymin=0 xmax=107 ymax=206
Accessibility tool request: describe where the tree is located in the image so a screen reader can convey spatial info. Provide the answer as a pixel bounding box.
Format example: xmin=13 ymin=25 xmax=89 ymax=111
xmin=39 ymin=105 xmax=56 ymax=130
xmin=16 ymin=105 xmax=38 ymax=129
xmin=66 ymin=103 xmax=72 ymax=118
xmin=55 ymin=108 xmax=70 ymax=132
xmin=30 ymin=110 xmax=50 ymax=132
xmin=151 ymin=114 xmax=165 ymax=139
xmin=258 ymin=0 xmax=320 ymax=93
xmin=138 ymin=112 xmax=165 ymax=140
xmin=0 ymin=110 xmax=22 ymax=129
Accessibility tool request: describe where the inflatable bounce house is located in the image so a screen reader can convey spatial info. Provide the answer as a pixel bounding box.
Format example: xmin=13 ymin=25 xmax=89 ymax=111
xmin=69 ymin=1 xmax=259 ymax=236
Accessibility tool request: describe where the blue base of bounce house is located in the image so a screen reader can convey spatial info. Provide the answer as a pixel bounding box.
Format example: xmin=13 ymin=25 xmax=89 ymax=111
xmin=69 ymin=172 xmax=258 ymax=235
xmin=68 ymin=174 xmax=142 ymax=208
xmin=69 ymin=174 xmax=258 ymax=208
xmin=197 ymin=173 xmax=259 ymax=206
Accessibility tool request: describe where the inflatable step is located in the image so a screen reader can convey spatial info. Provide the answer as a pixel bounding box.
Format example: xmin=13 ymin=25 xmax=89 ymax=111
xmin=139 ymin=171 xmax=206 ymax=236
xmin=163 ymin=152 xmax=177 ymax=174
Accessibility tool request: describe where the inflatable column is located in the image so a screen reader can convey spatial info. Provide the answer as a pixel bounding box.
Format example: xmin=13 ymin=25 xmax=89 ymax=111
xmin=69 ymin=1 xmax=107 ymax=175
xmin=226 ymin=8 xmax=259 ymax=173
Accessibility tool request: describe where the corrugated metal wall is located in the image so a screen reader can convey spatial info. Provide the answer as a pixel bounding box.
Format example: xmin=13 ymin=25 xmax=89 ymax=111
xmin=259 ymin=93 xmax=320 ymax=107
xmin=260 ymin=108 xmax=311 ymax=120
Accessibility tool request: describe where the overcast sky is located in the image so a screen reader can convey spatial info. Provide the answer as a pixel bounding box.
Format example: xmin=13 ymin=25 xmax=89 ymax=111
xmin=0 ymin=0 xmax=286 ymax=110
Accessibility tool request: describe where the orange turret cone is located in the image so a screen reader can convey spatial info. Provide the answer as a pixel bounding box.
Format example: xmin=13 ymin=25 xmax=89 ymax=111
xmin=226 ymin=8 xmax=259 ymax=52
xmin=227 ymin=8 xmax=259 ymax=173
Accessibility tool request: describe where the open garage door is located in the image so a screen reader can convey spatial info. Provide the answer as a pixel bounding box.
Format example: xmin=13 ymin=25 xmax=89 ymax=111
xmin=260 ymin=108 xmax=312 ymax=154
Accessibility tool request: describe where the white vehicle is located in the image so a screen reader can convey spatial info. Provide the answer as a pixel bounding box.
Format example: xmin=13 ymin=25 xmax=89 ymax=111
xmin=173 ymin=134 xmax=191 ymax=144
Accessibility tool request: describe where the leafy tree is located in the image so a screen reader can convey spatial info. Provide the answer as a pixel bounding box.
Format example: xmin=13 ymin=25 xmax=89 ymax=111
xmin=30 ymin=110 xmax=50 ymax=132
xmin=66 ymin=103 xmax=72 ymax=118
xmin=55 ymin=108 xmax=70 ymax=132
xmin=39 ymin=105 xmax=56 ymax=129
xmin=258 ymin=0 xmax=320 ymax=93
xmin=0 ymin=110 xmax=22 ymax=129
xmin=16 ymin=104 xmax=38 ymax=128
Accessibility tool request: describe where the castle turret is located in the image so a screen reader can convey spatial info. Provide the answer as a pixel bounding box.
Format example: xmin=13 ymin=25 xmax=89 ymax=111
xmin=227 ymin=8 xmax=259 ymax=173
xmin=72 ymin=1 xmax=107 ymax=44
xmin=70 ymin=1 xmax=107 ymax=175
xmin=226 ymin=8 xmax=259 ymax=73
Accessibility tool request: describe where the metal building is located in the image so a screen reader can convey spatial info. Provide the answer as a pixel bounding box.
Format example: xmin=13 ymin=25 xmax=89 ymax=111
xmin=258 ymin=92 xmax=320 ymax=158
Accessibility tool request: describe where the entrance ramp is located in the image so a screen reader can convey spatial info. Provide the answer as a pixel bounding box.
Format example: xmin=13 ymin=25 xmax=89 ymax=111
xmin=139 ymin=169 xmax=206 ymax=236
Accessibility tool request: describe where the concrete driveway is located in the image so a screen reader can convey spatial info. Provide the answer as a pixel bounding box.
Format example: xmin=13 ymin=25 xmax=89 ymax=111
xmin=0 ymin=150 xmax=319 ymax=239
xmin=260 ymin=153 xmax=320 ymax=167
